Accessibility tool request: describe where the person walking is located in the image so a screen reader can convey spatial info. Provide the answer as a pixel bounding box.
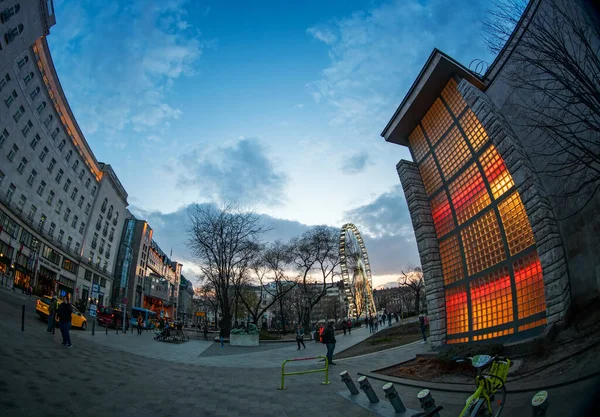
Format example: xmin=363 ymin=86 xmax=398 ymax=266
xmin=374 ymin=317 xmax=379 ymax=333
xmin=137 ymin=314 xmax=144 ymax=335
xmin=203 ymin=322 xmax=209 ymax=341
xmin=418 ymin=311 xmax=429 ymax=344
xmin=296 ymin=324 xmax=306 ymax=350
xmin=57 ymin=296 xmax=73 ymax=348
xmin=341 ymin=320 xmax=347 ymax=336
xmin=382 ymin=313 xmax=387 ymax=326
xmin=368 ymin=316 xmax=374 ymax=334
xmin=47 ymin=296 xmax=57 ymax=333
xmin=387 ymin=312 xmax=393 ymax=327
xmin=322 ymin=322 xmax=337 ymax=366
xmin=347 ymin=319 xmax=352 ymax=335
xmin=219 ymin=320 xmax=225 ymax=348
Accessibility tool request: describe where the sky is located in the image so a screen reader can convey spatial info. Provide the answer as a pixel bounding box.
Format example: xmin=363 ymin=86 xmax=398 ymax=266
xmin=47 ymin=0 xmax=495 ymax=288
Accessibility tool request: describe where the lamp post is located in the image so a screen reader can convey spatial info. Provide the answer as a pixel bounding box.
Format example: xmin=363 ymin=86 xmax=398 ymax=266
xmin=121 ymin=243 xmax=132 ymax=334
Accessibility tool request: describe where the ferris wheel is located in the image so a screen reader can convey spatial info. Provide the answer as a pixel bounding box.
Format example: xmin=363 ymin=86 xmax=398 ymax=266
xmin=339 ymin=223 xmax=376 ymax=319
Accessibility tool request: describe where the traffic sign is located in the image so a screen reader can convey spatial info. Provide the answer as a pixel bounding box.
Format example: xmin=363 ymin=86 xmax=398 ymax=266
xmin=195 ymin=311 xmax=206 ymax=317
xmin=76 ymin=287 xmax=79 ymax=293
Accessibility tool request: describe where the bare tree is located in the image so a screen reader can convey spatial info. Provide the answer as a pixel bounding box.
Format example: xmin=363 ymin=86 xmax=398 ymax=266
xmin=194 ymin=281 xmax=219 ymax=326
xmin=290 ymin=226 xmax=341 ymax=329
xmin=484 ymin=0 xmax=600 ymax=217
xmin=187 ymin=203 xmax=266 ymax=337
xmin=398 ymin=267 xmax=425 ymax=315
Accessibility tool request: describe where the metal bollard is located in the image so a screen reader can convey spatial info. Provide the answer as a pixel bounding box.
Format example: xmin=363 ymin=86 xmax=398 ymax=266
xmin=340 ymin=371 xmax=359 ymax=395
xmin=383 ymin=383 xmax=406 ymax=413
xmin=21 ymin=305 xmax=25 ymax=332
xmin=531 ymin=391 xmax=548 ymax=417
xmin=418 ymin=389 xmax=440 ymax=417
xmin=106 ymin=324 xmax=108 ymax=335
xmin=357 ymin=376 xmax=379 ymax=404
xmin=92 ymin=320 xmax=95 ymax=336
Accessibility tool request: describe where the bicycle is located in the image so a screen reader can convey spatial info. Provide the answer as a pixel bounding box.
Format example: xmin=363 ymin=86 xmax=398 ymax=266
xmin=455 ymin=354 xmax=511 ymax=417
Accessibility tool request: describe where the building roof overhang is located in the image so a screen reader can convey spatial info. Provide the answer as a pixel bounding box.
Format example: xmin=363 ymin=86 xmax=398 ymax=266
xmin=381 ymin=48 xmax=485 ymax=147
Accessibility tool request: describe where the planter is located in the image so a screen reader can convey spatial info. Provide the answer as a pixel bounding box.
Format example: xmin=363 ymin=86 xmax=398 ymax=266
xmin=230 ymin=333 xmax=259 ymax=347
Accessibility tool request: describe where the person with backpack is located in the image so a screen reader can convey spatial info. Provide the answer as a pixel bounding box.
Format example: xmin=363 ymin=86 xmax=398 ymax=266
xmin=296 ymin=324 xmax=306 ymax=350
xmin=341 ymin=320 xmax=347 ymax=336
xmin=322 ymin=322 xmax=336 ymax=366
xmin=47 ymin=296 xmax=57 ymax=333
xmin=418 ymin=311 xmax=429 ymax=344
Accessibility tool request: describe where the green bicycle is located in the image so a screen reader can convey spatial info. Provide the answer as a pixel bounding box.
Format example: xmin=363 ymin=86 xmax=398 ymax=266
xmin=454 ymin=354 xmax=510 ymax=417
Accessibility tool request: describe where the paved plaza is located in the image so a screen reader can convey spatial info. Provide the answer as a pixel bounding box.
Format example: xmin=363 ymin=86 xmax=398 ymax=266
xmin=0 ymin=288 xmax=598 ymax=417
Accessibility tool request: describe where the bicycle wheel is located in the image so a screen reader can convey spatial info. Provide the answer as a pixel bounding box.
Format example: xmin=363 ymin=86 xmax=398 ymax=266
xmin=469 ymin=386 xmax=507 ymax=417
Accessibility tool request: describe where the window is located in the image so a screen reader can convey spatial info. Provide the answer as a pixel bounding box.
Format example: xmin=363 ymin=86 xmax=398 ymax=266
xmin=38 ymin=214 xmax=46 ymax=232
xmin=30 ymin=133 xmax=40 ymax=150
xmin=70 ymin=187 xmax=77 ymax=201
xmin=48 ymin=158 xmax=56 ymax=173
xmin=101 ymin=198 xmax=108 ymax=212
xmin=13 ymin=105 xmax=24 ymax=122
xmin=39 ymin=146 xmax=48 ymax=162
xmin=72 ymin=160 xmax=79 ymax=171
xmin=36 ymin=180 xmax=45 ymax=196
xmin=23 ymin=72 xmax=34 ymax=85
xmin=0 ymin=73 xmax=9 ymax=91
xmin=48 ymin=222 xmax=55 ymax=237
xmin=55 ymin=199 xmax=62 ymax=214
xmin=78 ymin=195 xmax=84 ymax=208
xmin=2 ymin=5 xmax=22 ymax=24
xmin=78 ymin=169 xmax=84 ymax=180
xmin=63 ymin=179 xmax=71 ymax=192
xmin=17 ymin=194 xmax=26 ymax=212
xmin=99 ymin=239 xmax=105 ymax=254
xmin=66 ymin=236 xmax=72 ymax=249
xmin=4 ymin=89 xmax=17 ymax=107
xmin=79 ymin=222 xmax=85 ymax=234
xmin=36 ymin=101 xmax=46 ymax=114
xmin=0 ymin=128 xmax=8 ymax=147
xmin=16 ymin=157 xmax=27 ymax=174
xmin=30 ymin=86 xmax=40 ymax=100
xmin=85 ymin=178 xmax=90 ymax=188
xmin=84 ymin=203 xmax=91 ymax=215
xmin=112 ymin=212 xmax=119 ymax=226
xmin=28 ymin=205 xmax=36 ymax=222
xmin=21 ymin=119 xmax=33 ymax=136
xmin=95 ymin=215 xmax=102 ymax=231
xmin=91 ymin=185 xmax=96 ymax=196
xmin=89 ymin=251 xmax=94 ymax=263
xmin=42 ymin=246 xmax=61 ymax=267
xmin=6 ymin=183 xmax=16 ymax=201
xmin=91 ymin=233 xmax=98 ymax=249
xmin=63 ymin=208 xmax=71 ymax=222
xmin=7 ymin=143 xmax=18 ymax=161
xmin=103 ymin=222 xmax=108 ymax=236
xmin=27 ymin=169 xmax=36 ymax=186
xmin=71 ymin=215 xmax=78 ymax=228
xmin=17 ymin=56 xmax=28 ymax=69
xmin=107 ymin=205 xmax=113 ymax=219
xmin=106 ymin=244 xmax=111 ymax=259
xmin=43 ymin=114 xmax=53 ymax=128
xmin=55 ymin=169 xmax=63 ymax=183
xmin=109 ymin=227 xmax=115 ymax=242
xmin=65 ymin=150 xmax=72 ymax=162
xmin=100 ymin=277 xmax=107 ymax=288
xmin=51 ymin=128 xmax=59 ymax=140
xmin=75 ymin=242 xmax=80 ymax=254
xmin=46 ymin=190 xmax=55 ymax=205
xmin=58 ymin=230 xmax=64 ymax=243
xmin=58 ymin=140 xmax=65 ymax=151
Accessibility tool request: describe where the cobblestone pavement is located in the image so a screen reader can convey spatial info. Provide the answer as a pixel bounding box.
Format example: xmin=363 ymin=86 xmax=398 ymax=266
xmin=1 ymin=288 xmax=598 ymax=417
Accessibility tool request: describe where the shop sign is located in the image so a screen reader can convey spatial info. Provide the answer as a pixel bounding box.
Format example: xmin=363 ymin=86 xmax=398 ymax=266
xmin=195 ymin=311 xmax=206 ymax=317
xmin=39 ymin=258 xmax=60 ymax=272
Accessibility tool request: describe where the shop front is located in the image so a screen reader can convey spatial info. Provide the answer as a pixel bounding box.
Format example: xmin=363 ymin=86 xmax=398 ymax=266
xmin=14 ymin=266 xmax=34 ymax=291
xmin=0 ymin=241 xmax=14 ymax=284
xmin=57 ymin=275 xmax=75 ymax=301
xmin=37 ymin=265 xmax=57 ymax=296
xmin=143 ymin=295 xmax=175 ymax=319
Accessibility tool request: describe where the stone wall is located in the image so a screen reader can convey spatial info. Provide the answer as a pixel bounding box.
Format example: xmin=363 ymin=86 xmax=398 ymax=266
xmin=457 ymin=80 xmax=571 ymax=326
xmin=397 ymin=160 xmax=446 ymax=347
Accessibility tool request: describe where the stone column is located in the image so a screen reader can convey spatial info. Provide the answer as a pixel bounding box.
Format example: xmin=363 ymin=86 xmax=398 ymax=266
xmin=457 ymin=79 xmax=571 ymax=326
xmin=397 ymin=160 xmax=446 ymax=346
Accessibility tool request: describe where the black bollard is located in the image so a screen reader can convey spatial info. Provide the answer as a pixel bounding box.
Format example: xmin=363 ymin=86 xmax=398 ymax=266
xmin=21 ymin=305 xmax=25 ymax=332
xmin=92 ymin=320 xmax=95 ymax=336
xmin=106 ymin=324 xmax=108 ymax=335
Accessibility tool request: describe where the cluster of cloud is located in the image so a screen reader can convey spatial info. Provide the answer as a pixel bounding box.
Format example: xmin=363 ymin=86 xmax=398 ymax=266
xmin=342 ymin=151 xmax=370 ymax=174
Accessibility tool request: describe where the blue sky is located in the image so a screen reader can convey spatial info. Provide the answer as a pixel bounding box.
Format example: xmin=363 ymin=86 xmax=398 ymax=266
xmin=47 ymin=0 xmax=495 ymax=287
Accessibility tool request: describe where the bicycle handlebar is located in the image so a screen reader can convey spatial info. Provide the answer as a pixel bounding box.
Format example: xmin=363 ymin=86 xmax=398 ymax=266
xmin=411 ymin=405 xmax=443 ymax=417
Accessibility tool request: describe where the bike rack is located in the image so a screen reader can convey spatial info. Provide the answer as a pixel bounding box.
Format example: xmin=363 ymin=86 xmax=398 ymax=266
xmin=278 ymin=356 xmax=330 ymax=390
xmin=531 ymin=391 xmax=548 ymax=417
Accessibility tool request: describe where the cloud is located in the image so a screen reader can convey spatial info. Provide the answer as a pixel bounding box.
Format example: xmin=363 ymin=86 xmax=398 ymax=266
xmin=342 ymin=151 xmax=369 ymax=174
xmin=307 ymin=0 xmax=492 ymax=134
xmin=176 ymin=138 xmax=288 ymax=206
xmin=47 ymin=0 xmax=204 ymax=143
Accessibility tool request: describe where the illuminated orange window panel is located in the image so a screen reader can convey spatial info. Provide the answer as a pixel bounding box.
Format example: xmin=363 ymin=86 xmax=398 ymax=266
xmin=421 ymin=98 xmax=453 ymax=146
xmin=447 ymin=337 xmax=469 ymax=344
xmin=449 ymin=163 xmax=491 ymax=225
xmin=498 ymin=192 xmax=535 ymax=256
xmin=439 ymin=235 xmax=464 ymax=285
xmin=446 ymin=286 xmax=469 ymax=335
xmin=409 ymin=125 xmax=430 ymax=163
xmin=441 ymin=78 xmax=467 ymax=117
xmin=470 ymin=267 xmax=513 ymax=331
xmin=518 ymin=318 xmax=547 ymax=332
xmin=460 ymin=109 xmax=489 ymax=152
xmin=514 ymin=253 xmax=546 ymax=320
xmin=434 ymin=126 xmax=471 ymax=179
xmin=473 ymin=329 xmax=514 ymax=341
xmin=419 ymin=154 xmax=443 ymax=196
xmin=479 ymin=145 xmax=514 ymax=199
xmin=461 ymin=210 xmax=506 ymax=275
xmin=430 ymin=191 xmax=455 ymax=238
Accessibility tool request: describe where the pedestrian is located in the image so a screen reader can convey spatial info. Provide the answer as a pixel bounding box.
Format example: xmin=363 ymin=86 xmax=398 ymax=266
xmin=418 ymin=310 xmax=429 ymax=344
xmin=394 ymin=312 xmax=399 ymax=323
xmin=296 ymin=324 xmax=306 ymax=350
xmin=347 ymin=319 xmax=352 ymax=335
xmin=322 ymin=322 xmax=337 ymax=366
xmin=368 ymin=316 xmax=374 ymax=333
xmin=203 ymin=322 xmax=209 ymax=341
xmin=374 ymin=317 xmax=379 ymax=332
xmin=56 ymin=296 xmax=73 ymax=348
xmin=137 ymin=314 xmax=144 ymax=335
xmin=387 ymin=312 xmax=393 ymax=327
xmin=382 ymin=313 xmax=387 ymax=326
xmin=47 ymin=296 xmax=57 ymax=333
xmin=342 ymin=320 xmax=347 ymax=336
xmin=318 ymin=324 xmax=325 ymax=343
xmin=219 ymin=320 xmax=225 ymax=348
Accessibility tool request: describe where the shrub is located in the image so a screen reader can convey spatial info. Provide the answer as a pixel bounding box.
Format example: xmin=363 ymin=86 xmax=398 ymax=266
xmin=259 ymin=330 xmax=279 ymax=340
xmin=367 ymin=337 xmax=393 ymax=345
xmin=438 ymin=343 xmax=504 ymax=364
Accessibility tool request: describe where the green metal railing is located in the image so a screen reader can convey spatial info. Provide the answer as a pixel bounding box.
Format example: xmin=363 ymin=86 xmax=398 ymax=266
xmin=278 ymin=355 xmax=330 ymax=390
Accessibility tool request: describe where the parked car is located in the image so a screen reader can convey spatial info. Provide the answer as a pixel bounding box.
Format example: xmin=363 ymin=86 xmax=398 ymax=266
xmin=97 ymin=306 xmax=128 ymax=329
xmin=35 ymin=296 xmax=87 ymax=330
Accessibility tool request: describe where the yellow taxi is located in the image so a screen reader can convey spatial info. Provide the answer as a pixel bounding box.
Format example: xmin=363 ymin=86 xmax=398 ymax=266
xmin=36 ymin=296 xmax=87 ymax=330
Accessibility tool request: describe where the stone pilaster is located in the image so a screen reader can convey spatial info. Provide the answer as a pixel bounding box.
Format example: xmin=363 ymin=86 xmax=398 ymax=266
xmin=397 ymin=160 xmax=446 ymax=346
xmin=457 ymin=80 xmax=571 ymax=326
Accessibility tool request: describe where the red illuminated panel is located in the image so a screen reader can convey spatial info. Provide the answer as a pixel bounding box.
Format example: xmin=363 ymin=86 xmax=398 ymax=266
xmin=439 ymin=235 xmax=464 ymax=285
xmin=446 ymin=286 xmax=469 ymax=335
xmin=470 ymin=267 xmax=513 ymax=331
xmin=441 ymin=78 xmax=467 ymax=117
xmin=409 ymin=125 xmax=430 ymax=163
xmin=514 ymin=252 xmax=546 ymax=320
xmin=419 ymin=154 xmax=443 ymax=196
xmin=430 ymin=190 xmax=455 ymax=238
xmin=479 ymin=145 xmax=514 ymax=200
xmin=449 ymin=163 xmax=491 ymax=225
xmin=421 ymin=98 xmax=453 ymax=146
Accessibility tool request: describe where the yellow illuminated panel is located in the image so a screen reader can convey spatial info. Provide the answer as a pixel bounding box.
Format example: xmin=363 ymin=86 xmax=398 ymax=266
xmin=439 ymin=235 xmax=464 ymax=285
xmin=449 ymin=163 xmax=491 ymax=225
xmin=419 ymin=154 xmax=443 ymax=196
xmin=446 ymin=286 xmax=469 ymax=335
xmin=434 ymin=126 xmax=471 ymax=179
xmin=518 ymin=318 xmax=547 ymax=331
xmin=409 ymin=125 xmax=430 ymax=163
xmin=498 ymin=192 xmax=535 ymax=256
xmin=514 ymin=252 xmax=546 ymax=319
xmin=470 ymin=267 xmax=513 ymax=331
xmin=479 ymin=145 xmax=514 ymax=199
xmin=461 ymin=210 xmax=506 ymax=275
xmin=421 ymin=98 xmax=453 ymax=146
xmin=460 ymin=109 xmax=489 ymax=152
xmin=473 ymin=329 xmax=514 ymax=341
xmin=447 ymin=337 xmax=469 ymax=344
xmin=430 ymin=190 xmax=455 ymax=238
xmin=441 ymin=78 xmax=467 ymax=117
